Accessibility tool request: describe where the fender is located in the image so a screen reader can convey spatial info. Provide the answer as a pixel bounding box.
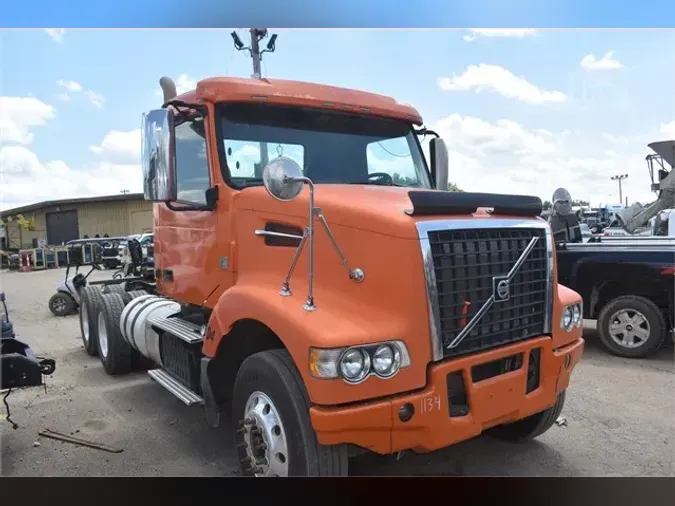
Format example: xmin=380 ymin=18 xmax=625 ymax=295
xmin=202 ymin=282 xmax=430 ymax=406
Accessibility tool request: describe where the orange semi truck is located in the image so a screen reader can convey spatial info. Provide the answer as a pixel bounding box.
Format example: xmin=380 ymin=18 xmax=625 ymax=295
xmin=78 ymin=75 xmax=585 ymax=476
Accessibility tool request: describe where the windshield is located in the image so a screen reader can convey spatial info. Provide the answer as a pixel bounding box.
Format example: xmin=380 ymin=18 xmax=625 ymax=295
xmin=216 ymin=103 xmax=432 ymax=189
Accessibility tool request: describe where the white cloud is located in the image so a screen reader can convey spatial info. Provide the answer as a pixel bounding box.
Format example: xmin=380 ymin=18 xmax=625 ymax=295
xmin=45 ymin=29 xmax=65 ymax=43
xmin=0 ymin=145 xmax=142 ymax=211
xmin=90 ymin=129 xmax=141 ymax=159
xmin=580 ymin=51 xmax=623 ymax=71
xmin=85 ymin=90 xmax=105 ymax=108
xmin=463 ymin=29 xmax=538 ymax=42
xmin=57 ymin=79 xmax=83 ymax=93
xmin=660 ymin=120 xmax=675 ymax=139
xmin=438 ymin=64 xmax=567 ymax=105
xmin=434 ymin=113 xmax=558 ymax=157
xmin=0 ymin=96 xmax=56 ymax=145
xmin=426 ymin=113 xmax=657 ymax=205
xmin=155 ymin=74 xmax=198 ymax=98
xmin=56 ymin=93 xmax=71 ymax=102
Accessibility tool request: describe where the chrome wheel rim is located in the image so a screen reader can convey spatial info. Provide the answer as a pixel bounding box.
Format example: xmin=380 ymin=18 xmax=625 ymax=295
xmin=608 ymin=308 xmax=650 ymax=349
xmin=81 ymin=303 xmax=89 ymax=344
xmin=240 ymin=391 xmax=289 ymax=477
xmin=52 ymin=296 xmax=67 ymax=313
xmin=97 ymin=312 xmax=109 ymax=358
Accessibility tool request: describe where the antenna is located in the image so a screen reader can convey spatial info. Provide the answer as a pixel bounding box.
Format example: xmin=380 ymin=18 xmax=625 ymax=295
xmin=230 ymin=28 xmax=279 ymax=174
xmin=230 ymin=28 xmax=279 ymax=79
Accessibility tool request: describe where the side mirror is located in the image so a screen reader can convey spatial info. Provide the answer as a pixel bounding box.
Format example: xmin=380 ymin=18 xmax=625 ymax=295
xmin=430 ymin=137 xmax=449 ymax=191
xmin=0 ymin=291 xmax=5 ymax=302
xmin=141 ymin=109 xmax=177 ymax=202
xmin=262 ymin=156 xmax=305 ymax=201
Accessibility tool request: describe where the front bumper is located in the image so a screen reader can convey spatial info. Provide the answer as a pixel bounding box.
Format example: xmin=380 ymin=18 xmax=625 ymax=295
xmin=310 ymin=336 xmax=584 ymax=454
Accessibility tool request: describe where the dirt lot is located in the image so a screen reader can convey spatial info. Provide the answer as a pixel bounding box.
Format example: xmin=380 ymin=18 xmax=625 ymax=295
xmin=1 ymin=267 xmax=673 ymax=477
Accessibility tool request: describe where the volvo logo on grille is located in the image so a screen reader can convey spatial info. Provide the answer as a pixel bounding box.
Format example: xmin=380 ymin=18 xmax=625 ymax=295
xmin=495 ymin=277 xmax=510 ymax=301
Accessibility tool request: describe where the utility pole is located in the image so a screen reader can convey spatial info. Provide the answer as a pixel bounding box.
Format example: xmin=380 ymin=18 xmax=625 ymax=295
xmin=610 ymin=174 xmax=628 ymax=204
xmin=230 ymin=28 xmax=278 ymax=175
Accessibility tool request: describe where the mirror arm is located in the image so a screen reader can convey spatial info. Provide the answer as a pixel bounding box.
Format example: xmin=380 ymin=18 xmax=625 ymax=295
xmin=414 ymin=127 xmax=440 ymax=139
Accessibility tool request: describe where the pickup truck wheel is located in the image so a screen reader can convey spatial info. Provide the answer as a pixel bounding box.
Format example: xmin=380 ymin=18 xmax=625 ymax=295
xmin=232 ymin=349 xmax=348 ymax=477
xmin=79 ymin=286 xmax=104 ymax=356
xmin=487 ymin=391 xmax=566 ymax=442
xmin=597 ymin=295 xmax=665 ymax=358
xmin=96 ymin=293 xmax=132 ymax=375
xmin=48 ymin=292 xmax=76 ymax=317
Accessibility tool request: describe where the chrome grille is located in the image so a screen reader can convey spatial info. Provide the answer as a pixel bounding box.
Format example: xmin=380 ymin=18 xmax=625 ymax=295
xmin=417 ymin=219 xmax=553 ymax=361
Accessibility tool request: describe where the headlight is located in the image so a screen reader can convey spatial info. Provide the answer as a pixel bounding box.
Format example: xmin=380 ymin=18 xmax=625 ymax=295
xmin=309 ymin=340 xmax=411 ymax=384
xmin=339 ymin=348 xmax=370 ymax=383
xmin=572 ymin=304 xmax=582 ymax=326
xmin=560 ymin=302 xmax=582 ymax=331
xmin=562 ymin=307 xmax=573 ymax=330
xmin=372 ymin=344 xmax=401 ymax=378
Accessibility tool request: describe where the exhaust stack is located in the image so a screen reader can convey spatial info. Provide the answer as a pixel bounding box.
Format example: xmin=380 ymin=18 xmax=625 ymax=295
xmin=159 ymin=76 xmax=177 ymax=104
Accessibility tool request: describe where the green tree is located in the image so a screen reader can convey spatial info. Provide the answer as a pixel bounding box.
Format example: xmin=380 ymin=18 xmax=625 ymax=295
xmin=447 ymin=182 xmax=464 ymax=192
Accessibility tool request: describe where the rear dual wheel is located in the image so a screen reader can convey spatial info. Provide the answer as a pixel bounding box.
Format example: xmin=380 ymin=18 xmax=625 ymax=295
xmin=96 ymin=293 xmax=132 ymax=375
xmin=79 ymin=286 xmax=104 ymax=356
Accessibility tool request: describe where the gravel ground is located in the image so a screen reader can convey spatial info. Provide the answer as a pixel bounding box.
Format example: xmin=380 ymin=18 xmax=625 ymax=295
xmin=1 ymin=267 xmax=673 ymax=476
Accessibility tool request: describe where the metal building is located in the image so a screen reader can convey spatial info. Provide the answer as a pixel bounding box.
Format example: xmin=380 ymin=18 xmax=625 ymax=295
xmin=0 ymin=193 xmax=153 ymax=250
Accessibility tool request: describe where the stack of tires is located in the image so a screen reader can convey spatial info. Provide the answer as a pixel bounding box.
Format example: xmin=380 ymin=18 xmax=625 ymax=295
xmin=78 ymin=284 xmax=154 ymax=374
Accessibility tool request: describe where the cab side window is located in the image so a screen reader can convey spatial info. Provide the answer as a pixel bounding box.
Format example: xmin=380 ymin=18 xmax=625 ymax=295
xmin=175 ymin=117 xmax=211 ymax=206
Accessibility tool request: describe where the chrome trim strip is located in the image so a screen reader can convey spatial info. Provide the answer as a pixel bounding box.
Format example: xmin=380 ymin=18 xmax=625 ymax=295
xmin=415 ymin=217 xmax=555 ymax=361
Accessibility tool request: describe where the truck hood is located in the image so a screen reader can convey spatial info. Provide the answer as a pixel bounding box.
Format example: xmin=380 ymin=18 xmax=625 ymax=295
xmin=233 ymin=184 xmax=457 ymax=240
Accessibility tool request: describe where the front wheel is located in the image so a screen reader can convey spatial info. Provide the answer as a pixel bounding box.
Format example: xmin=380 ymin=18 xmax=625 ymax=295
xmin=48 ymin=292 xmax=76 ymax=317
xmin=597 ymin=295 xmax=666 ymax=358
xmin=487 ymin=391 xmax=566 ymax=442
xmin=232 ymin=349 xmax=348 ymax=477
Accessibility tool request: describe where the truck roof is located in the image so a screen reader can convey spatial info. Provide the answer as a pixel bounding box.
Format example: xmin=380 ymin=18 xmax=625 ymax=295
xmin=174 ymin=76 xmax=423 ymax=125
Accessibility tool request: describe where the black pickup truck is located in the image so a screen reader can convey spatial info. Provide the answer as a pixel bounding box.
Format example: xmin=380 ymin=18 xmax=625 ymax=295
xmin=556 ymin=238 xmax=675 ymax=358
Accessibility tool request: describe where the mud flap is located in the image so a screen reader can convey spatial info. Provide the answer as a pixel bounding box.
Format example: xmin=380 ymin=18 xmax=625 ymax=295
xmin=201 ymin=357 xmax=221 ymax=428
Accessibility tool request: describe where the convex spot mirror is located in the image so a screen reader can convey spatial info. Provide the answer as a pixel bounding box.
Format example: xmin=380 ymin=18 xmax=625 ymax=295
xmin=262 ymin=156 xmax=305 ymax=201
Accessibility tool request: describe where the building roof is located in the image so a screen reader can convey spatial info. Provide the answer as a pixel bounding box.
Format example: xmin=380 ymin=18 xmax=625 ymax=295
xmin=0 ymin=193 xmax=146 ymax=218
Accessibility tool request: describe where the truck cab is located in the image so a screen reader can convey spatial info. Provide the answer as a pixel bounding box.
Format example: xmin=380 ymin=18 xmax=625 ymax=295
xmin=81 ymin=75 xmax=584 ymax=477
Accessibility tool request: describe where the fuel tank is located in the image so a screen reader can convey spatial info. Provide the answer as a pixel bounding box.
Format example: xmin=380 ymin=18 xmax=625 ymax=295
xmin=119 ymin=294 xmax=180 ymax=367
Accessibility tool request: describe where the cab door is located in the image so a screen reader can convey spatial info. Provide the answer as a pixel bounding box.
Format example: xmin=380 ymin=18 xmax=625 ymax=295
xmin=154 ymin=112 xmax=227 ymax=305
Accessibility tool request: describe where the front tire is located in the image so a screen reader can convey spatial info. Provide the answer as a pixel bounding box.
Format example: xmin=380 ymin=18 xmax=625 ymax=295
xmin=232 ymin=349 xmax=348 ymax=477
xmin=96 ymin=293 xmax=132 ymax=375
xmin=49 ymin=292 xmax=75 ymax=317
xmin=487 ymin=391 xmax=566 ymax=442
xmin=597 ymin=295 xmax=665 ymax=358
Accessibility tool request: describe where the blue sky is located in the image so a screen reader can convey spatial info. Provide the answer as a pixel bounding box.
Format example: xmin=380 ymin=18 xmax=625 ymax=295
xmin=1 ymin=28 xmax=674 ymax=211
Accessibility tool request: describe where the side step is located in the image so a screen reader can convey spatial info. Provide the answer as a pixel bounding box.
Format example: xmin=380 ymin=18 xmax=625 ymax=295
xmin=147 ymin=369 xmax=204 ymax=406
xmin=148 ymin=315 xmax=204 ymax=344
